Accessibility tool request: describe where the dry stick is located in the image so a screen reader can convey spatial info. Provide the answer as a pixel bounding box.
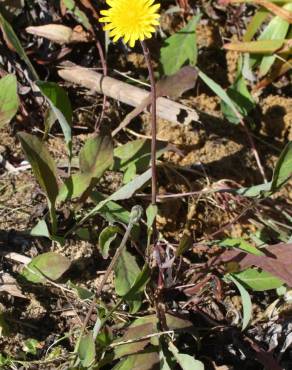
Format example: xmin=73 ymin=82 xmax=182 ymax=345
xmin=230 ymin=105 xmax=267 ymax=183
xmin=220 ymin=85 xmax=267 ymax=183
xmin=58 ymin=67 xmax=199 ymax=128
xmin=97 ymin=206 xmax=143 ymax=296
xmin=73 ymin=206 xmax=143 ymax=358
xmin=241 ymin=122 xmax=267 ymax=183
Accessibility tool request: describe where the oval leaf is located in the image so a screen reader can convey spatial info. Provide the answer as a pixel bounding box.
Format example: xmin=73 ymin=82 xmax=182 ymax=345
xmin=58 ymin=132 xmax=114 ymax=201
xmin=115 ymin=248 xmax=141 ymax=296
xmin=37 ymin=81 xmax=72 ymax=157
xmin=0 ymin=74 xmax=19 ymax=128
xmin=168 ymin=342 xmax=204 ymax=370
xmin=98 ymin=225 xmax=120 ymax=259
xmin=79 ymin=133 xmax=113 ymax=177
xmin=22 ymin=252 xmax=71 ymax=283
xmin=18 ymin=132 xmax=59 ymax=206
xmin=78 ymin=333 xmax=96 ymax=368
xmin=233 ymin=268 xmax=284 ymax=292
xmin=160 ymin=15 xmax=201 ymax=75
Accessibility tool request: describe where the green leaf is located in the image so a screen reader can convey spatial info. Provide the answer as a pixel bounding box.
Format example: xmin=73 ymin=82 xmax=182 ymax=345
xmin=113 ymin=139 xmax=168 ymax=183
xmin=113 ymin=313 xmax=193 ymax=361
xmin=115 ymin=248 xmax=141 ymax=297
xmin=235 ymin=181 xmax=272 ymax=198
xmin=109 ymin=169 xmax=151 ymax=202
xmin=98 ymin=225 xmax=120 ymax=259
xmin=221 ymin=59 xmax=255 ymax=124
xmin=123 ymin=163 xmax=137 ymax=184
xmin=271 ymin=141 xmax=292 ymax=192
xmin=233 ymin=268 xmax=284 ymax=292
xmin=22 ymin=252 xmax=71 ymax=283
xmin=146 ymin=204 xmax=158 ymax=230
xmin=160 ymin=14 xmax=201 ymax=75
xmin=78 ymin=333 xmax=96 ymax=368
xmin=233 ymin=142 xmax=291 ymax=198
xmin=30 ymin=219 xmax=65 ymax=244
xmin=18 ymin=132 xmax=59 ymax=208
xmin=58 ymin=172 xmax=90 ymax=201
xmin=256 ymin=3 xmax=292 ymax=76
xmin=62 ymin=0 xmax=91 ymax=30
xmin=44 ymin=107 xmax=57 ymax=139
xmin=219 ymin=238 xmax=263 ymax=256
xmin=0 ymin=12 xmax=38 ymax=79
xmin=113 ymin=351 xmax=160 ymax=370
xmin=37 ymin=81 xmax=72 ymax=158
xmin=0 ymin=74 xmax=19 ymax=128
xmin=168 ymin=342 xmax=204 ymax=370
xmin=58 ymin=133 xmax=113 ymax=201
xmin=198 ymin=69 xmax=241 ymax=121
xmin=23 ymin=338 xmax=40 ymax=355
xmin=124 ymin=264 xmax=151 ymax=301
xmin=79 ymin=133 xmax=113 ymax=176
xmin=243 ymin=9 xmax=269 ymax=42
xmin=176 ymin=232 xmax=193 ymax=257
xmin=159 ymin=350 xmax=172 ymax=370
xmin=30 ymin=220 xmax=50 ymax=238
xmin=114 ymin=139 xmax=151 ymax=170
xmin=37 ymin=81 xmax=72 ymax=126
xmin=67 ymin=281 xmax=94 ymax=300
xmin=75 ymin=227 xmax=91 ymax=241
xmin=124 ymin=264 xmax=150 ymax=314
xmin=91 ymin=192 xmax=140 ymax=239
xmin=227 ymin=274 xmax=252 ymax=331
xmin=80 ymin=169 xmax=151 ymax=224
xmin=0 ymin=353 xmax=11 ymax=366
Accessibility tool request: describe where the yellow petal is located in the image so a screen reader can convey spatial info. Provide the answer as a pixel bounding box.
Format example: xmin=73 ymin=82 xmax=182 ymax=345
xmin=99 ymin=0 xmax=160 ymax=48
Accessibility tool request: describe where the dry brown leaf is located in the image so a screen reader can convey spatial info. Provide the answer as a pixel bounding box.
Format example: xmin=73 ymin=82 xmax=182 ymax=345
xmin=220 ymin=243 xmax=292 ymax=286
xmin=26 ymin=24 xmax=92 ymax=44
xmin=157 ymin=66 xmax=198 ymax=99
xmin=112 ymin=66 xmax=198 ymax=136
xmin=0 ymin=273 xmax=26 ymax=298
xmin=254 ymin=58 xmax=292 ymax=91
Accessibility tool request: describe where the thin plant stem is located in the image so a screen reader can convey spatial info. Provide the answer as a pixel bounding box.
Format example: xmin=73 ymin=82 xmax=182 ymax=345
xmin=49 ymin=203 xmax=57 ymax=235
xmin=73 ymin=226 xmax=132 ymax=352
xmin=72 ymin=206 xmax=142 ymax=362
xmin=141 ymin=41 xmax=165 ymax=292
xmin=95 ymin=40 xmax=108 ymax=131
xmin=241 ymin=122 xmax=267 ymax=183
xmin=141 ymin=40 xmax=157 ymax=208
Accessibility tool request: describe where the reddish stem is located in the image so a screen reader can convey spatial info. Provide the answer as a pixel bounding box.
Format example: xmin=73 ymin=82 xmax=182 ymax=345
xmin=141 ymin=40 xmax=157 ymax=207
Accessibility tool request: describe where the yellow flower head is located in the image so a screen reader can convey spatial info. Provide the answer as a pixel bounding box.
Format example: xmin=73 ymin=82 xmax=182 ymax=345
xmin=100 ymin=0 xmax=160 ymax=47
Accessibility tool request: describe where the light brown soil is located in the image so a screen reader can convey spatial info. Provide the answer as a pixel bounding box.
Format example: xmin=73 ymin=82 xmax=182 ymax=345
xmin=261 ymin=95 xmax=292 ymax=141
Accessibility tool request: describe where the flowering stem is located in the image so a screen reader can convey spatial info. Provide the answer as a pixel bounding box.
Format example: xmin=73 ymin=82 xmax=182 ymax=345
xmin=141 ymin=40 xmax=157 ymax=208
xmin=141 ymin=41 xmax=165 ymax=291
